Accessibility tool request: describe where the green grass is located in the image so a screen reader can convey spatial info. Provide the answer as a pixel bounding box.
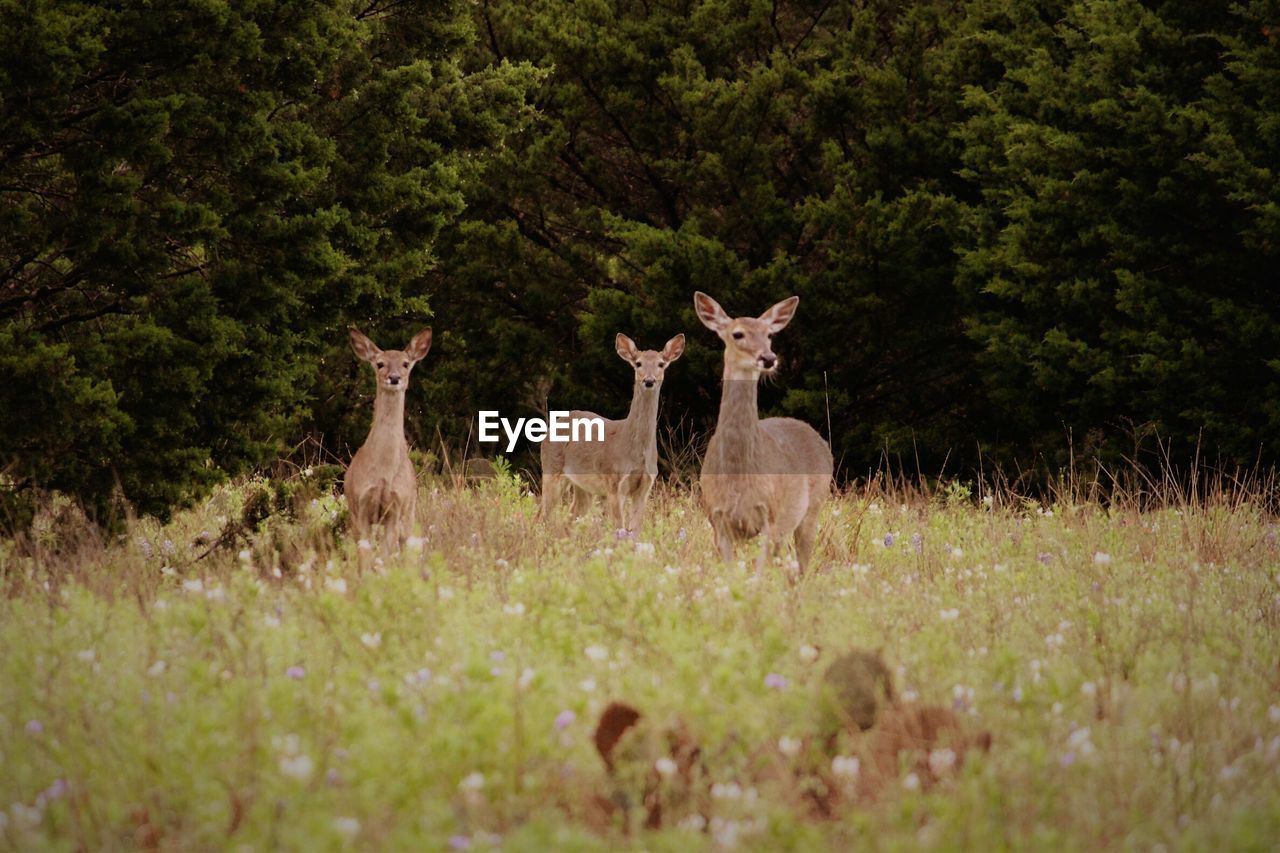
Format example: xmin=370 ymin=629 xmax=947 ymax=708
xmin=2 ymin=474 xmax=1279 ymax=850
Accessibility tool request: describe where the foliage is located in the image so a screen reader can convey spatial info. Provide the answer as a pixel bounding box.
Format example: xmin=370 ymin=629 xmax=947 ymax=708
xmin=0 ymin=0 xmax=537 ymax=521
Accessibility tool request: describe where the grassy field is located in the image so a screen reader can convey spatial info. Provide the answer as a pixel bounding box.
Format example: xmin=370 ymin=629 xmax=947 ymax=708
xmin=2 ymin=470 xmax=1279 ymax=851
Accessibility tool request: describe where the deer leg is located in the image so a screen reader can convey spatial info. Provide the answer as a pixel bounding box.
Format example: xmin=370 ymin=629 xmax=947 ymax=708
xmin=626 ymin=475 xmax=655 ymax=533
xmin=540 ymin=473 xmax=560 ymax=520
xmin=710 ymin=512 xmax=735 ymax=563
xmin=569 ymin=484 xmax=592 ymax=518
xmin=795 ymin=503 xmax=821 ymax=574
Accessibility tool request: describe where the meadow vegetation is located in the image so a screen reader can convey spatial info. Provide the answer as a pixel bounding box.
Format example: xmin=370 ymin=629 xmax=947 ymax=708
xmin=3 ymin=468 xmax=1279 ymax=850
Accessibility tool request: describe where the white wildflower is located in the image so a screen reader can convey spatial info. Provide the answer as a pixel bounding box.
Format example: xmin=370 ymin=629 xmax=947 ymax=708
xmin=458 ymin=772 xmax=485 ymax=792
xmin=777 ymin=736 xmax=802 ymax=757
xmin=584 ymin=645 xmax=609 ymax=662
xmin=655 ymin=757 xmax=677 ymax=777
xmin=831 ymin=755 xmax=860 ymax=779
xmin=799 ymin=644 xmax=819 ymax=663
xmin=360 ymin=632 xmax=381 ymax=650
xmin=147 ymin=660 xmax=167 ymax=677
xmin=279 ymin=754 xmax=314 ymax=781
xmin=332 ymin=816 xmax=360 ymax=840
xmin=928 ymin=748 xmax=957 ymax=776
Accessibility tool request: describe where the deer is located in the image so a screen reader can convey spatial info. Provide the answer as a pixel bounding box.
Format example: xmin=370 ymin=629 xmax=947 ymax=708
xmin=344 ymin=326 xmax=432 ymax=568
xmin=693 ymin=292 xmax=832 ymax=575
xmin=540 ymin=333 xmax=685 ymax=534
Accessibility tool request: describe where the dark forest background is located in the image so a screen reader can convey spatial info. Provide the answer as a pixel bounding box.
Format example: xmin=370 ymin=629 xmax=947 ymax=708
xmin=2 ymin=0 xmax=1277 ymax=521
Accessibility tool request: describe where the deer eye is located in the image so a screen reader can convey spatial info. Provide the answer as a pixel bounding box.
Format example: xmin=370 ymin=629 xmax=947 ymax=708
xmin=732 ymin=331 xmax=744 ymax=340
xmin=402 ymin=362 xmax=409 ymax=368
xmin=376 ymin=362 xmax=384 ymax=369
xmin=658 ymin=362 xmax=665 ymax=368
xmin=766 ymin=333 xmax=773 ymax=338
xmin=634 ymin=360 xmax=641 ymax=367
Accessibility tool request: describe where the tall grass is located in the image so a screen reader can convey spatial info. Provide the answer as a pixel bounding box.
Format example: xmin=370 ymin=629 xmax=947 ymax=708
xmin=1 ymin=468 xmax=1278 ymax=850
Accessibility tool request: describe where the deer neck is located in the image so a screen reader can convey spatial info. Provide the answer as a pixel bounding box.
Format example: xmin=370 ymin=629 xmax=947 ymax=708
xmin=712 ymin=361 xmax=761 ymax=460
xmin=622 ymin=382 xmax=660 ymax=462
xmin=365 ymin=389 xmax=408 ymax=455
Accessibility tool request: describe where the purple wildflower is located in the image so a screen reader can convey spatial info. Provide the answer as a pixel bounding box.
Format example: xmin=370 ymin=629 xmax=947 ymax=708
xmin=449 ymin=836 xmax=472 ymax=850
xmin=1060 ymin=751 xmax=1077 ymax=767
xmin=1037 ymin=552 xmax=1052 ymax=565
xmin=764 ymin=673 xmax=789 ymax=690
xmin=286 ymin=666 xmax=305 ymax=680
xmin=911 ymin=533 xmax=924 ymax=553
xmin=883 ymin=533 xmax=896 ymax=547
xmin=676 ymin=527 xmax=687 ymax=542
xmin=25 ymin=719 xmax=43 ymax=736
xmin=555 ymin=710 xmax=576 ymax=730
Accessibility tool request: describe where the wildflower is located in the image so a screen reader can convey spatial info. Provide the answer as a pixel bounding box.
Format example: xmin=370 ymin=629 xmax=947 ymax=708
xmin=764 ymin=673 xmax=789 ymax=690
xmin=635 ymin=541 xmax=656 ymax=556
xmin=928 ymin=748 xmax=957 ymax=776
xmin=1060 ymin=751 xmax=1077 ymax=767
xmin=584 ymin=645 xmax=609 ymax=662
xmin=882 ymin=533 xmax=896 ymax=547
xmin=367 ymin=679 xmax=381 ymax=693
xmin=238 ymin=548 xmax=252 ymax=563
xmin=279 ymin=753 xmax=315 ymax=781
xmin=1037 ymin=552 xmax=1052 ymax=565
xmin=831 ymin=755 xmax=860 ymax=778
xmin=503 ymin=602 xmax=525 ymax=616
xmin=76 ymin=648 xmax=96 ymax=663
xmin=332 ymin=817 xmax=360 ymax=840
xmin=449 ymin=837 xmax=472 ymax=850
xmin=1011 ymin=686 xmax=1024 ymax=703
xmin=655 ymin=757 xmax=677 ymax=777
xmin=518 ymin=668 xmax=535 ymax=690
xmin=458 ymin=772 xmax=485 ymax=792
xmin=777 ymin=736 xmax=802 ymax=757
xmin=1220 ymin=764 xmax=1241 ymax=782
xmin=357 ymin=539 xmax=373 ymax=552
xmin=711 ymin=782 xmax=743 ymax=800
xmin=579 ymin=678 xmax=597 ymax=692
xmin=25 ymin=719 xmax=43 ymax=736
xmin=147 ymin=660 xmax=167 ymax=677
xmin=264 ymin=614 xmax=281 ymax=628
xmin=1268 ymin=705 xmax=1280 ymax=724
xmin=360 ymin=632 xmax=381 ymax=650
xmin=1067 ymin=727 xmax=1095 ymax=757
xmin=324 ymin=576 xmax=348 ymax=595
xmin=1081 ymin=681 xmax=1097 ymax=698
xmin=799 ymin=644 xmax=819 ymax=663
xmin=676 ymin=527 xmax=687 ymax=542
xmin=679 ymin=814 xmax=707 ymax=831
xmin=554 ymin=710 xmax=576 ymax=730
xmin=9 ymin=803 xmax=41 ymax=830
xmin=405 ymin=535 xmax=426 ymax=551
xmin=911 ymin=533 xmax=924 ymax=553
xmin=1093 ymin=551 xmax=1112 ymax=565
xmin=489 ymin=650 xmax=506 ymax=662
xmin=286 ymin=666 xmax=306 ymax=680
xmin=950 ymin=547 xmax=964 ymax=559
xmin=902 ymin=772 xmax=921 ymax=791
xmin=939 ymin=608 xmax=960 ymax=621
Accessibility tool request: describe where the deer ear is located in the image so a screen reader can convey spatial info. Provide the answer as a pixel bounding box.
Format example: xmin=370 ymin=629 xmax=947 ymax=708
xmin=759 ymin=295 xmax=799 ymax=333
xmin=405 ymin=327 xmax=432 ymax=362
xmin=662 ymin=333 xmax=685 ymax=362
xmin=349 ymin=327 xmax=381 ymax=363
xmin=615 ymin=333 xmax=640 ymax=362
xmin=693 ymin=292 xmax=730 ymax=332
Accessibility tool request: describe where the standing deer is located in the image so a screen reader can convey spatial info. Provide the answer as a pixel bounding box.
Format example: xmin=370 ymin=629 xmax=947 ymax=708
xmin=693 ymin=292 xmax=832 ymax=574
xmin=541 ymin=333 xmax=685 ymax=533
xmin=344 ymin=326 xmax=432 ymax=566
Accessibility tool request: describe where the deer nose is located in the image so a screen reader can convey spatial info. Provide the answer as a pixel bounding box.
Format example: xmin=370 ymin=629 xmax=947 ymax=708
xmin=643 ymin=378 xmax=656 ymax=388
xmin=388 ymin=374 xmax=401 ymax=385
xmin=759 ymin=356 xmax=776 ymax=369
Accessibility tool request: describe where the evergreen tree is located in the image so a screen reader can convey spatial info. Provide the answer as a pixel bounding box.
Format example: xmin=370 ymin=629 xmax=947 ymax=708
xmin=0 ymin=0 xmax=536 ymax=520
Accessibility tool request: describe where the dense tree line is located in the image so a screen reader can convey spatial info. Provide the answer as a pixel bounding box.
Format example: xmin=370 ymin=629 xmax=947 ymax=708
xmin=2 ymin=0 xmax=1277 ymax=520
